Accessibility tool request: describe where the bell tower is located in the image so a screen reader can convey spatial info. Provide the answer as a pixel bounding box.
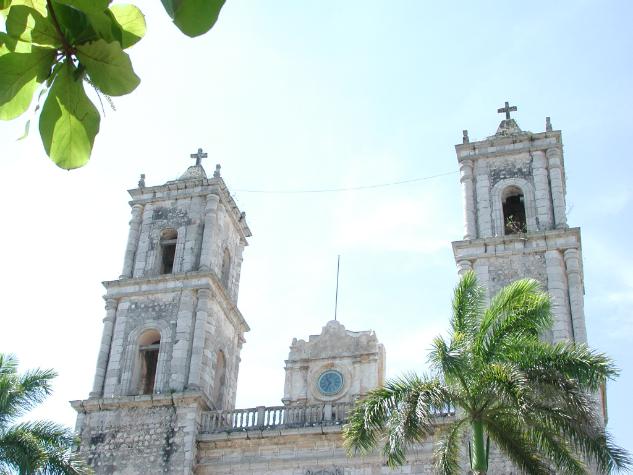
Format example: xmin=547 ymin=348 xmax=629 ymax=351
xmin=452 ymin=105 xmax=587 ymax=345
xmin=72 ymin=151 xmax=251 ymax=474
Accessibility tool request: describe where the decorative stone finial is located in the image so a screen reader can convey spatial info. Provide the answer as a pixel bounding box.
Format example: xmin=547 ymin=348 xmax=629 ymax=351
xmin=546 ymin=116 xmax=552 ymax=132
xmin=214 ymin=164 xmax=221 ymax=178
xmin=462 ymin=129 xmax=469 ymax=144
xmin=138 ymin=173 xmax=145 ymax=188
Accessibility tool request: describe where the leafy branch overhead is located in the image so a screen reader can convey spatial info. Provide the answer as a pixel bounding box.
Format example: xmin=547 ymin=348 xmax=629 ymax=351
xmin=0 ymin=0 xmax=225 ymax=169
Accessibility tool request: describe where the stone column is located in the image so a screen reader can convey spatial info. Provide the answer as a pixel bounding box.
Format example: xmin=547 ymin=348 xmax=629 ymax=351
xmin=546 ymin=148 xmax=567 ymax=229
xmin=459 ymin=159 xmax=477 ymax=240
xmin=545 ymin=250 xmax=573 ymax=343
xmin=103 ymin=300 xmax=130 ymax=397
xmin=133 ymin=203 xmax=154 ymax=277
xmin=473 ymin=260 xmax=490 ymax=302
xmin=232 ymin=244 xmax=245 ymax=301
xmin=90 ymin=298 xmax=118 ymax=397
xmin=187 ymin=289 xmax=210 ymax=390
xmin=564 ymin=248 xmax=588 ymax=343
xmin=163 ymin=289 xmax=194 ymax=392
xmin=199 ymin=195 xmax=220 ymax=271
xmin=531 ymin=151 xmax=553 ymax=231
xmin=228 ymin=335 xmax=244 ymax=409
xmin=120 ymin=204 xmax=143 ymax=278
xmin=456 ymin=259 xmax=473 ymax=276
xmin=474 ymin=161 xmax=492 ymax=237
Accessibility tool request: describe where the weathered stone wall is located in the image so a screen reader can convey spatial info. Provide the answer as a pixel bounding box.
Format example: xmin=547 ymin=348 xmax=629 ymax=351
xmin=199 ymin=294 xmax=242 ymax=410
xmin=73 ymin=395 xmax=203 ymax=475
xmin=486 ymin=252 xmax=548 ymax=297
xmin=196 ymin=426 xmax=518 ymax=475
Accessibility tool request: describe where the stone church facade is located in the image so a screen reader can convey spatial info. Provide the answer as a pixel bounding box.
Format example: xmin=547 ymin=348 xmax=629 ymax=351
xmin=71 ymin=106 xmax=602 ymax=474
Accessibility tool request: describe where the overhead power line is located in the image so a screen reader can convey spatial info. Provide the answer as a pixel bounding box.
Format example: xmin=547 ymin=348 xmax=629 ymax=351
xmin=234 ymin=170 xmax=457 ymax=194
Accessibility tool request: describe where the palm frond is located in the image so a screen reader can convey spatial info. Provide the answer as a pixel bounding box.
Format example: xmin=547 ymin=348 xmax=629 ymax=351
xmin=484 ymin=414 xmax=552 ymax=475
xmin=515 ymin=340 xmax=618 ymax=391
xmin=343 ymin=374 xmax=450 ymax=464
xmin=428 ymin=335 xmax=470 ymax=389
xmin=478 ymin=362 xmax=530 ymax=411
xmin=0 ymin=422 xmax=91 ymax=475
xmin=476 ymin=279 xmax=551 ymax=360
xmin=434 ymin=418 xmax=468 ymax=475
xmin=450 ymin=270 xmax=484 ymax=338
xmin=527 ymin=406 xmax=631 ymax=473
xmin=0 ymin=354 xmax=18 ymax=376
xmin=33 ymin=446 xmax=91 ymax=475
xmin=0 ymin=423 xmax=46 ymax=474
xmin=0 ymin=359 xmax=56 ymax=426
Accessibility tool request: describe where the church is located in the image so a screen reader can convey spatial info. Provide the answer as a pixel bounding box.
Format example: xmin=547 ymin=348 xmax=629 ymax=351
xmin=70 ymin=105 xmax=603 ymax=474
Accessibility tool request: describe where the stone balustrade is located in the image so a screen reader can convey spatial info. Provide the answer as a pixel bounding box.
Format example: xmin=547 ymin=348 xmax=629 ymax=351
xmin=199 ymin=402 xmax=454 ymax=434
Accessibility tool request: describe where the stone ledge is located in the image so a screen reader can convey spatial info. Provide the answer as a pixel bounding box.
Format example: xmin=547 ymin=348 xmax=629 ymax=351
xmin=452 ymin=227 xmax=581 ymax=257
xmin=455 ymin=130 xmax=562 ymax=160
xmin=71 ymin=390 xmax=211 ymax=414
xmin=102 ymin=272 xmax=249 ymax=332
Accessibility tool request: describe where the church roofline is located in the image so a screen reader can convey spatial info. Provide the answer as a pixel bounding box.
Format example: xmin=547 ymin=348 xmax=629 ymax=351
xmin=454 ymin=129 xmax=562 ymax=162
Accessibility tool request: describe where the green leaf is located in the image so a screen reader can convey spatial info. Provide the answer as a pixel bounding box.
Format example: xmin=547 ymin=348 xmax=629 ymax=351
xmin=0 ymin=0 xmax=12 ymax=11
xmin=75 ymin=39 xmax=140 ymax=96
xmin=48 ymin=1 xmax=97 ymax=44
xmin=5 ymin=1 xmax=61 ymax=47
xmin=108 ymin=4 xmax=145 ymax=48
xmin=0 ymin=46 xmax=55 ymax=119
xmin=39 ymin=61 xmax=100 ymax=169
xmin=8 ymin=0 xmax=46 ymax=15
xmin=53 ymin=0 xmax=108 ymax=13
xmin=0 ymin=31 xmax=37 ymax=54
xmin=161 ymin=0 xmax=224 ymax=38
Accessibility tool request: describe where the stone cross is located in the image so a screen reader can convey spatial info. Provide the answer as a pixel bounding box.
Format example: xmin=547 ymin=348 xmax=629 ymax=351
xmin=190 ymin=148 xmax=208 ymax=166
xmin=497 ymin=101 xmax=517 ymax=120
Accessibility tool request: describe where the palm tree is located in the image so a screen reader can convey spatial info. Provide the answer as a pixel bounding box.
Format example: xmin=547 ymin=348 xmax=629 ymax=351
xmin=0 ymin=353 xmax=90 ymax=474
xmin=343 ymin=272 xmax=631 ymax=474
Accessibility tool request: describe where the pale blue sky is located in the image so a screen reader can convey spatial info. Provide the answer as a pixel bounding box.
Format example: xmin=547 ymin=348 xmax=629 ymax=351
xmin=1 ymin=0 xmax=631 ymax=456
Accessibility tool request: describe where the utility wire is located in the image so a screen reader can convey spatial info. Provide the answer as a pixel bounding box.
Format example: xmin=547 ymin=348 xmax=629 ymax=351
xmin=234 ymin=170 xmax=457 ymax=194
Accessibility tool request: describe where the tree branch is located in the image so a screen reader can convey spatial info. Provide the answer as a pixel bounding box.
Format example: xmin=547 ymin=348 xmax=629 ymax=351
xmin=46 ymin=0 xmax=74 ymax=58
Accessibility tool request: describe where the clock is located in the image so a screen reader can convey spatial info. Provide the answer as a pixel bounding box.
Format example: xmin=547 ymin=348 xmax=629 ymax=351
xmin=317 ymin=370 xmax=344 ymax=395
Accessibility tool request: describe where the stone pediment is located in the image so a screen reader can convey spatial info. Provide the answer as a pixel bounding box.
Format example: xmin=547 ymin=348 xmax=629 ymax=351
xmin=288 ymin=320 xmax=379 ymax=361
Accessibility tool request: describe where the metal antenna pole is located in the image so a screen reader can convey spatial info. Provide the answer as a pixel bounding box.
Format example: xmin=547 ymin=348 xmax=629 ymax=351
xmin=334 ymin=255 xmax=340 ymax=321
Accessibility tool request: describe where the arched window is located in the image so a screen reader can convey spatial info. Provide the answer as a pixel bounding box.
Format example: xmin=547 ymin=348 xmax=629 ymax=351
xmin=212 ymin=350 xmax=226 ymax=409
xmin=138 ymin=329 xmax=160 ymax=395
xmin=221 ymin=248 xmax=231 ymax=288
xmin=160 ymin=229 xmax=178 ymax=274
xmin=502 ymin=186 xmax=527 ymax=235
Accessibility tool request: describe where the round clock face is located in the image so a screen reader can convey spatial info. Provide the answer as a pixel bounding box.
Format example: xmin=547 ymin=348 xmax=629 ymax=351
xmin=317 ymin=370 xmax=344 ymax=395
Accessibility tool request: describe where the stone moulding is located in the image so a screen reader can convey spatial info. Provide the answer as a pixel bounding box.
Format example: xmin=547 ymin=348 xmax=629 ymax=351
xmin=71 ymin=390 xmax=212 ymax=414
xmin=102 ymin=271 xmax=249 ymax=333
